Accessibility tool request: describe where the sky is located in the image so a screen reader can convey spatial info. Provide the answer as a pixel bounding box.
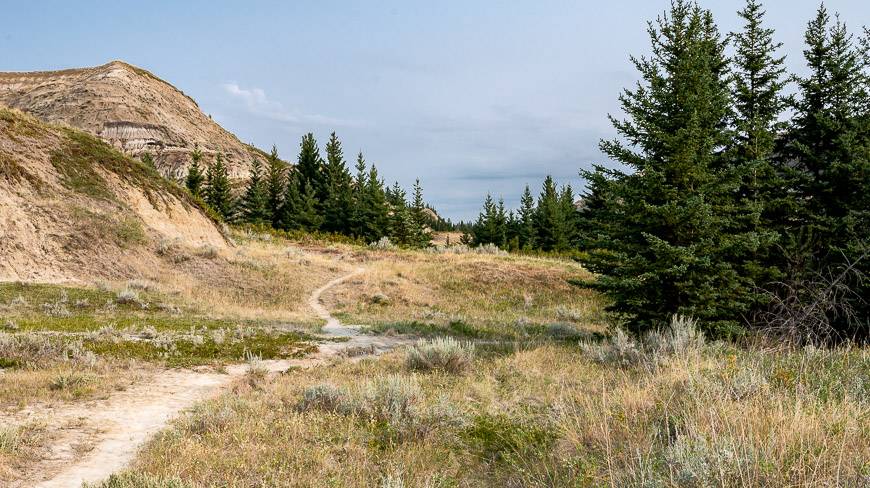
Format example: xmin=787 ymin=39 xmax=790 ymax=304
xmin=1 ymin=1 xmax=867 ymax=220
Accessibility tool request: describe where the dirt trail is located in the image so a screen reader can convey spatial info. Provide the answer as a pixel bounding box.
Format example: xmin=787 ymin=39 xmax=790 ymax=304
xmin=9 ymin=268 xmax=409 ymax=488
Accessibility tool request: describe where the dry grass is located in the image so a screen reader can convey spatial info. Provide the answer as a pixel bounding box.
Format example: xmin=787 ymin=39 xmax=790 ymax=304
xmin=325 ymin=248 xmax=603 ymax=337
xmin=115 ymin=340 xmax=870 ymax=487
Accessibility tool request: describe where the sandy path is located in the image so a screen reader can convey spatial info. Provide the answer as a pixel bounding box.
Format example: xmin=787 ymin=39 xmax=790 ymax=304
xmin=9 ymin=268 xmax=409 ymax=488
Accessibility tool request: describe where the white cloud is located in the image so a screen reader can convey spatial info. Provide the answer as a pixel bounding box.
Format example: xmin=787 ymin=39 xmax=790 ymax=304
xmin=220 ymin=82 xmax=362 ymax=128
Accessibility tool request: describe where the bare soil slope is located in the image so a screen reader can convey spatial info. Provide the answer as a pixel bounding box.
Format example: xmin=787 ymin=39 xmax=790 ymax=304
xmin=0 ymin=107 xmax=226 ymax=282
xmin=0 ymin=61 xmax=265 ymax=179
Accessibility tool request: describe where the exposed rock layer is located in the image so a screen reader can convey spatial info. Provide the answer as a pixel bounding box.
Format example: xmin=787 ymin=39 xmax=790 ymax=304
xmin=0 ymin=61 xmax=264 ymax=179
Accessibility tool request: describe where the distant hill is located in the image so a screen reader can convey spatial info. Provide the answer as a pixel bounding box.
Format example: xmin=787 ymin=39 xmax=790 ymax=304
xmin=0 ymin=107 xmax=226 ymax=282
xmin=0 ymin=61 xmax=267 ymax=180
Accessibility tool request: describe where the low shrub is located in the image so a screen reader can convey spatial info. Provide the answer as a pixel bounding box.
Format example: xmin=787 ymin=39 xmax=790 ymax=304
xmin=115 ymin=289 xmax=141 ymax=305
xmin=369 ymin=237 xmax=397 ymax=250
xmin=0 ymin=332 xmax=94 ymax=368
xmin=581 ymin=314 xmax=707 ymax=368
xmin=406 ymin=337 xmax=475 ymax=373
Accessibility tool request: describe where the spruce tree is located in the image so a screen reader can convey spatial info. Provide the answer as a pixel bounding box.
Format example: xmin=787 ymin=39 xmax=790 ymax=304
xmin=350 ymin=153 xmax=369 ymax=238
xmin=473 ymin=194 xmax=497 ymax=245
xmin=409 ymin=179 xmax=433 ymax=248
xmin=240 ymin=158 xmax=269 ymax=225
xmin=265 ymin=145 xmax=286 ymax=227
xmin=362 ymin=165 xmax=390 ymax=242
xmin=559 ymin=184 xmax=578 ymax=249
xmin=321 ymin=132 xmax=353 ymax=234
xmin=277 ymin=171 xmax=303 ymax=231
xmin=388 ymin=183 xmax=412 ymax=246
xmin=729 ymin=0 xmax=788 ymax=290
xmin=578 ymin=1 xmax=756 ymax=335
xmin=534 ymin=176 xmax=566 ymax=252
xmin=205 ymin=153 xmax=234 ymax=221
xmin=185 ymin=147 xmax=205 ymax=198
xmin=297 ymin=180 xmax=324 ymax=231
xmin=783 ymin=6 xmax=870 ymax=339
xmin=296 ymin=133 xmax=324 ymax=204
xmin=518 ymin=185 xmax=537 ymax=249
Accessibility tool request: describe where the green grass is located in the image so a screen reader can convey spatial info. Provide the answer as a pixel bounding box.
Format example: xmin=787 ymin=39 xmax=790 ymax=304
xmin=0 ymin=282 xmax=317 ymax=367
xmin=83 ymin=330 xmax=315 ymax=368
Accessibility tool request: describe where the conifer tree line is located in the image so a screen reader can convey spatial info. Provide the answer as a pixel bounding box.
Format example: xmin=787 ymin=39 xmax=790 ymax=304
xmin=185 ymin=132 xmax=432 ymax=248
xmin=469 ymin=0 xmax=870 ymax=341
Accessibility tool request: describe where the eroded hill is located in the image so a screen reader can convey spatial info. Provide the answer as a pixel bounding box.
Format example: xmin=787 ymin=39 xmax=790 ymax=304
xmin=0 ymin=61 xmax=264 ymax=179
xmin=0 ymin=107 xmax=226 ymax=282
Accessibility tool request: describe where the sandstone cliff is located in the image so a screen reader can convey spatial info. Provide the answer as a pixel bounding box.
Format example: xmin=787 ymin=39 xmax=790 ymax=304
xmin=0 ymin=61 xmax=265 ymax=180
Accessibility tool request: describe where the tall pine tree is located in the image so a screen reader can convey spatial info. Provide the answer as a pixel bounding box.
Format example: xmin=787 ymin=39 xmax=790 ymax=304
xmin=185 ymin=147 xmax=205 ymax=198
xmin=265 ymin=145 xmax=286 ymax=227
xmin=240 ymin=159 xmax=268 ymax=225
xmin=205 ymin=153 xmax=234 ymax=221
xmin=321 ymin=132 xmax=354 ymax=234
xmin=578 ymin=1 xmax=758 ymax=335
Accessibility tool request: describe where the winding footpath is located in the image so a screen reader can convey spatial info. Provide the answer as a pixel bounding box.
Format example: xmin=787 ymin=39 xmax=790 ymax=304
xmin=7 ymin=268 xmax=408 ymax=488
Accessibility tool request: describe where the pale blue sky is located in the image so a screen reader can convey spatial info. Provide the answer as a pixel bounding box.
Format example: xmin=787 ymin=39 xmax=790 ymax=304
xmin=1 ymin=1 xmax=867 ymax=220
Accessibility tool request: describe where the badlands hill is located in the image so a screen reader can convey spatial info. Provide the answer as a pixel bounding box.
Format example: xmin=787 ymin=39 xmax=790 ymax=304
xmin=0 ymin=61 xmax=265 ymax=179
xmin=0 ymin=107 xmax=226 ymax=282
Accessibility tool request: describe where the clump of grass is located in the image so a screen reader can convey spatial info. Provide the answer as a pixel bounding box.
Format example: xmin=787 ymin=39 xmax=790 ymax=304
xmin=178 ymin=396 xmax=244 ymax=436
xmin=49 ymin=371 xmax=91 ymax=390
xmin=581 ymin=315 xmax=705 ymax=367
xmin=298 ymin=383 xmax=355 ymax=414
xmin=41 ymin=300 xmax=72 ymax=318
xmin=580 ymin=327 xmax=642 ymax=366
xmin=406 ymin=337 xmax=475 ymax=374
xmin=428 ymin=243 xmax=508 ymax=255
xmin=0 ymin=425 xmax=20 ymax=453
xmin=197 ymin=245 xmax=219 ymax=259
xmin=361 ymin=374 xmax=423 ymax=429
xmin=369 ymin=237 xmax=397 ymax=250
xmin=126 ymin=279 xmax=155 ymax=292
xmin=84 ymin=472 xmax=192 ymax=488
xmin=115 ymin=289 xmax=142 ymax=306
xmin=0 ymin=332 xmax=93 ymax=368
xmin=370 ymin=292 xmax=390 ymax=305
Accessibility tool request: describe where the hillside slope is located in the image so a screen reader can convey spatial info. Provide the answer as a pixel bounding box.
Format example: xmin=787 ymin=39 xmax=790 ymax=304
xmin=0 ymin=107 xmax=227 ymax=282
xmin=0 ymin=61 xmax=263 ymax=179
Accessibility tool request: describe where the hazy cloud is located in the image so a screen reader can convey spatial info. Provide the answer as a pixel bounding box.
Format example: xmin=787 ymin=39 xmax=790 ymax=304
xmin=221 ymin=83 xmax=363 ymax=128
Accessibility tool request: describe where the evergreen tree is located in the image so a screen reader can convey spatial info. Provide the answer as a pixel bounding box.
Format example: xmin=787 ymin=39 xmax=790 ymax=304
xmin=409 ymin=179 xmax=433 ymax=248
xmin=729 ymin=0 xmax=788 ymax=289
xmin=240 ymin=159 xmax=269 ymax=225
xmin=205 ymin=153 xmax=234 ymax=221
xmin=185 ymin=147 xmax=205 ymax=198
xmin=297 ymin=180 xmax=324 ymax=231
xmin=321 ymin=132 xmax=354 ymax=233
xmin=534 ymin=176 xmax=567 ymax=252
xmin=387 ymin=183 xmax=413 ymax=246
xmin=277 ymin=170 xmax=303 ymax=231
xmin=350 ymin=152 xmax=369 ymax=238
xmin=265 ymin=145 xmax=286 ymax=227
xmin=362 ymin=164 xmax=390 ymax=242
xmin=296 ymin=133 xmax=324 ymax=203
xmin=517 ymin=185 xmax=537 ymax=249
xmin=578 ymin=1 xmax=756 ymax=335
xmin=558 ymin=184 xmax=578 ymax=248
xmin=782 ymin=5 xmax=870 ymax=338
